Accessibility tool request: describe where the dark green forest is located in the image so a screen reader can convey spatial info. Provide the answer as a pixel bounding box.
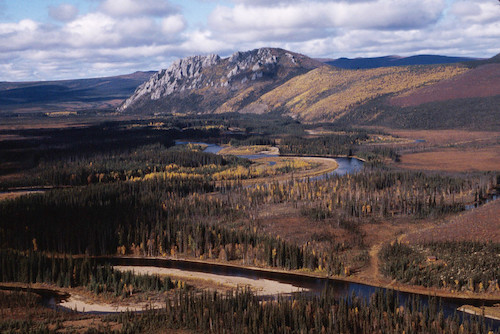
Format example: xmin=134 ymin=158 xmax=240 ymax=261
xmin=114 ymin=288 xmax=495 ymax=333
xmin=0 ymin=250 xmax=178 ymax=296
xmin=380 ymin=241 xmax=500 ymax=293
xmin=0 ymin=116 xmax=499 ymax=333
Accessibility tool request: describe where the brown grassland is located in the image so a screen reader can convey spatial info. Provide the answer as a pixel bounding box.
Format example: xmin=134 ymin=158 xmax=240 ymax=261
xmin=373 ymin=129 xmax=500 ymax=171
xmin=403 ymin=199 xmax=500 ymax=244
xmin=390 ymin=64 xmax=500 ymax=107
xmin=386 ymin=129 xmax=500 ymax=147
xmin=397 ymin=145 xmax=500 ymax=172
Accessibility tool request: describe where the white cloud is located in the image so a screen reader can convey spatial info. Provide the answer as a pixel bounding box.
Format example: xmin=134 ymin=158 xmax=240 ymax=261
xmin=451 ymin=0 xmax=499 ymax=24
xmin=65 ymin=13 xmax=121 ymax=47
xmin=49 ymin=4 xmax=79 ymax=22
xmin=209 ymin=0 xmax=445 ymax=35
xmin=62 ymin=12 xmax=187 ymax=48
xmin=451 ymin=1 xmax=482 ymax=17
xmin=0 ymin=19 xmax=38 ymax=35
xmin=204 ymin=0 xmax=448 ymax=49
xmin=0 ymin=5 xmax=191 ymax=81
xmin=0 ymin=19 xmax=46 ymax=52
xmin=179 ymin=29 xmax=231 ymax=54
xmin=162 ymin=15 xmax=186 ymax=35
xmin=230 ymin=0 xmax=373 ymax=5
xmin=0 ymin=0 xmax=499 ymax=81
xmin=117 ymin=17 xmax=156 ymax=40
xmin=100 ymin=0 xmax=178 ymax=17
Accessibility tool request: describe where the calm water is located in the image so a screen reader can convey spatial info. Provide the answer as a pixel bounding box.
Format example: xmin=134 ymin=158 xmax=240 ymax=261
xmin=105 ymin=257 xmax=500 ymax=330
xmin=312 ymin=156 xmax=364 ymax=179
xmin=175 ymin=141 xmax=364 ymax=176
xmin=465 ymin=194 xmax=499 ymax=210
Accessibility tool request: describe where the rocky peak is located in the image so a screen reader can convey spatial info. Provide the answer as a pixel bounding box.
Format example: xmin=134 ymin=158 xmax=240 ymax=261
xmin=118 ymin=54 xmax=220 ymax=111
xmin=225 ymin=48 xmax=281 ymax=81
xmin=118 ymin=47 xmax=322 ymax=113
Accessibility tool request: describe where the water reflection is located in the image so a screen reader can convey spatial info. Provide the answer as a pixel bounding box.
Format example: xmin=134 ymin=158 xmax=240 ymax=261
xmin=104 ymin=257 xmax=499 ymax=330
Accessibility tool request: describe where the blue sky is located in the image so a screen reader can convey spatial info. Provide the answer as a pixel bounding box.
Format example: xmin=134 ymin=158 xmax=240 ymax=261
xmin=0 ymin=0 xmax=499 ymax=81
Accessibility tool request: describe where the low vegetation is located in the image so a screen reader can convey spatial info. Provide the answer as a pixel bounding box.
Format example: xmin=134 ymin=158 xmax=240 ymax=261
xmin=341 ymin=94 xmax=500 ymax=130
xmin=379 ymin=241 xmax=500 ymax=293
xmin=255 ymin=64 xmax=469 ymax=121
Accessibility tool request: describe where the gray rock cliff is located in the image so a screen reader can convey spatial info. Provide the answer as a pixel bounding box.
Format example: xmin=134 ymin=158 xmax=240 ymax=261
xmin=118 ymin=48 xmax=322 ymax=114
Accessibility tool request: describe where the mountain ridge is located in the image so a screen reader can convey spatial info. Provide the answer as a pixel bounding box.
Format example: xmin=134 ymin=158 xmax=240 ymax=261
xmin=1 ymin=48 xmax=498 ymax=130
xmin=0 ymin=71 xmax=154 ymax=113
xmin=116 ymin=48 xmax=500 ymax=129
xmin=321 ymin=55 xmax=481 ymax=69
xmin=118 ymin=48 xmax=324 ymax=115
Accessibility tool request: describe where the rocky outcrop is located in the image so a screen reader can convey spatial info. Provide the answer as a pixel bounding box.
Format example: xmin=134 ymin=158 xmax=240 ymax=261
xmin=118 ymin=48 xmax=323 ymax=114
xmin=118 ymin=54 xmax=220 ymax=111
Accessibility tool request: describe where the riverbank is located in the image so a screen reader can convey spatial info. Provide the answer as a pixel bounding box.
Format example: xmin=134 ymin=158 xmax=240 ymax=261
xmin=107 ymin=256 xmax=500 ymax=321
xmin=106 ymin=256 xmax=500 ymax=303
xmin=280 ymin=153 xmax=367 ymax=163
xmin=60 ymin=293 xmax=164 ymax=313
xmin=217 ymin=145 xmax=279 ymax=156
xmin=113 ymin=265 xmax=307 ymax=296
xmin=0 ymin=282 xmax=165 ymax=314
xmin=3 ymin=256 xmax=500 ymax=320
xmin=458 ymin=305 xmax=500 ymax=321
xmin=240 ymin=157 xmax=339 ymax=186
xmin=338 ymin=274 xmax=500 ymax=303
xmin=212 ymin=156 xmax=339 ymax=187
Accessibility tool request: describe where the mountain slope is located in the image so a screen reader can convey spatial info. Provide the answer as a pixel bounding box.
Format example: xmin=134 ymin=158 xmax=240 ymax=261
xmin=0 ymin=71 xmax=154 ymax=113
xmin=390 ymin=63 xmax=500 ymax=107
xmin=323 ymin=55 xmax=480 ymax=69
xmin=246 ymin=53 xmax=499 ymax=128
xmin=118 ymin=48 xmax=324 ymax=115
xmin=336 ymin=59 xmax=500 ymax=130
xmin=250 ymin=64 xmax=468 ymax=121
xmin=113 ymin=50 xmax=500 ymax=130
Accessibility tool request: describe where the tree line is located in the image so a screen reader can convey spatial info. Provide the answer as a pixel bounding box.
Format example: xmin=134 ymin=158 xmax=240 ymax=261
xmin=114 ymin=288 xmax=495 ymax=333
xmin=0 ymin=250 xmax=177 ymax=297
xmin=235 ymin=170 xmax=493 ymax=219
xmin=379 ymin=241 xmax=500 ymax=293
xmin=6 ymin=144 xmax=247 ymax=188
xmin=0 ymin=178 xmax=322 ymax=272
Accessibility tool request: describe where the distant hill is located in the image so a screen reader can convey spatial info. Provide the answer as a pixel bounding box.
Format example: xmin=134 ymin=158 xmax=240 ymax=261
xmin=0 ymin=71 xmax=154 ymax=113
xmin=322 ymin=55 xmax=480 ymax=69
xmin=390 ymin=63 xmax=500 ymax=107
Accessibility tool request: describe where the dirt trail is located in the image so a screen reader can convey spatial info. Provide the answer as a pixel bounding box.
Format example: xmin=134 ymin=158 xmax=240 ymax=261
xmin=366 ymin=243 xmax=383 ymax=281
xmin=354 ymin=219 xmax=441 ymax=284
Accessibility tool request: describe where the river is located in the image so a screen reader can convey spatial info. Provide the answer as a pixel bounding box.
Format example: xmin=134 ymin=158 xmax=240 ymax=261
xmin=104 ymin=257 xmax=500 ymax=330
xmin=105 ymin=141 xmax=497 ymax=328
xmin=6 ymin=141 xmax=499 ymax=329
xmin=174 ymin=140 xmax=364 ymax=177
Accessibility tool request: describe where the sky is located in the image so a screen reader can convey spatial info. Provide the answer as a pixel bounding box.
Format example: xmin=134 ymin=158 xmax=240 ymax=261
xmin=0 ymin=0 xmax=499 ymax=81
